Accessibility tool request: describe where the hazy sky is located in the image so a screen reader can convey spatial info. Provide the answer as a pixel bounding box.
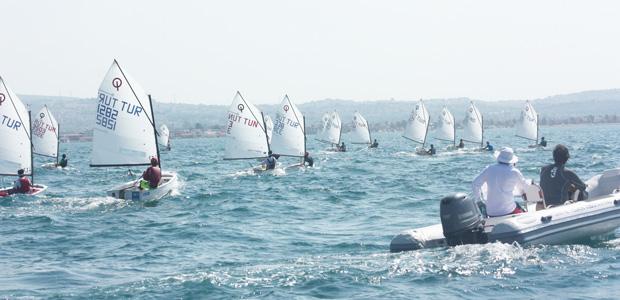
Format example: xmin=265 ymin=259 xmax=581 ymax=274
xmin=2 ymin=0 xmax=619 ymax=104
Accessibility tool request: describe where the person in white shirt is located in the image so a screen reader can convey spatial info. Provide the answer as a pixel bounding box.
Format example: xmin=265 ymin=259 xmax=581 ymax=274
xmin=472 ymin=147 xmax=530 ymax=217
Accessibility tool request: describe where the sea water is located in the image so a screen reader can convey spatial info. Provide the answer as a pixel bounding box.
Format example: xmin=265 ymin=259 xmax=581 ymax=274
xmin=1 ymin=124 xmax=619 ymax=299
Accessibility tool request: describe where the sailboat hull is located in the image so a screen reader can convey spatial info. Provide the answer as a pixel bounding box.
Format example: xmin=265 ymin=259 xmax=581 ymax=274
xmin=107 ymin=171 xmax=178 ymax=201
xmin=0 ymin=184 xmax=48 ymax=197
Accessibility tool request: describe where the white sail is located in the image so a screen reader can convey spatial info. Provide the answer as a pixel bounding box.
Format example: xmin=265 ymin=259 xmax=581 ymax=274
xmin=0 ymin=77 xmax=32 ymax=175
xmin=403 ymin=100 xmax=430 ymax=145
xmin=264 ymin=115 xmax=274 ymax=145
xmin=462 ymin=101 xmax=484 ymax=146
xmin=91 ymin=60 xmax=157 ymax=167
xmin=224 ymin=91 xmax=270 ymax=160
xmin=32 ymin=106 xmax=59 ymax=158
xmin=435 ymin=106 xmax=455 ymax=144
xmin=270 ymin=95 xmax=305 ymax=157
xmin=351 ymin=111 xmax=371 ymax=144
xmin=158 ymin=124 xmax=170 ymax=148
xmin=317 ymin=111 xmax=341 ymax=145
xmin=516 ymin=100 xmax=538 ymax=142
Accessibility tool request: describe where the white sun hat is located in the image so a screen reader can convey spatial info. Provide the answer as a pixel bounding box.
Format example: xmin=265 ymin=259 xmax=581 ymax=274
xmin=495 ymin=147 xmax=519 ymax=164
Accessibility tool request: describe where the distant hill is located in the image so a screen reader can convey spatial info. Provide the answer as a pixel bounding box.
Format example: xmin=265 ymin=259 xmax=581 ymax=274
xmin=19 ymin=89 xmax=620 ymax=135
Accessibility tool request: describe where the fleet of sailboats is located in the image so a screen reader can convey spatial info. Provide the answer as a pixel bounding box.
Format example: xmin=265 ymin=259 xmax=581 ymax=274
xmin=90 ymin=60 xmax=178 ymax=201
xmin=0 ymin=59 xmax=550 ymax=197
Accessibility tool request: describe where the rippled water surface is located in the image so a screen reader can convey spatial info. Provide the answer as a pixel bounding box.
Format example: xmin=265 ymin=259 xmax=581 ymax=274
xmin=1 ymin=124 xmax=619 ymax=299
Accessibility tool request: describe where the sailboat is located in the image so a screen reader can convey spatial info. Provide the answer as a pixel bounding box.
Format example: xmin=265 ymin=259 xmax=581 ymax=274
xmin=264 ymin=115 xmax=274 ymax=145
xmin=0 ymin=76 xmax=48 ymax=196
xmin=316 ymin=111 xmax=342 ymax=151
xmin=223 ymin=91 xmax=272 ymax=172
xmin=32 ymin=105 xmax=61 ymax=168
xmin=158 ymin=124 xmax=171 ymax=151
xmin=270 ymin=95 xmax=306 ymax=168
xmin=403 ymin=100 xmax=431 ymax=155
xmin=351 ymin=111 xmax=372 ymax=146
xmin=434 ymin=106 xmax=456 ymax=150
xmin=515 ymin=100 xmax=540 ymax=147
xmin=462 ymin=101 xmax=485 ymax=150
xmin=90 ymin=60 xmax=178 ymax=201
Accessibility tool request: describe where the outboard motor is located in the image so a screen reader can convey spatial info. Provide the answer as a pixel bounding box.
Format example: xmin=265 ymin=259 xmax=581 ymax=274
xmin=440 ymin=193 xmax=488 ymax=246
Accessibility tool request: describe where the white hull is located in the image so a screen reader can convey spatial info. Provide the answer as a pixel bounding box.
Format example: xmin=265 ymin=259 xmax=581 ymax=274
xmin=0 ymin=184 xmax=48 ymax=197
xmin=390 ymin=170 xmax=620 ymax=252
xmin=107 ymin=171 xmax=178 ymax=201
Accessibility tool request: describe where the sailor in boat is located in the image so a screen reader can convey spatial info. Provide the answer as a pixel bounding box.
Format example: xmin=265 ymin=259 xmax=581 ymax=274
xmin=427 ymin=144 xmax=436 ymax=155
xmin=369 ymin=139 xmax=378 ymax=148
xmin=483 ymin=141 xmax=494 ymax=151
xmin=304 ymin=152 xmax=314 ymax=167
xmin=337 ymin=142 xmax=347 ymax=152
xmin=7 ymin=169 xmax=33 ymax=195
xmin=262 ymin=151 xmax=278 ymax=170
xmin=57 ymin=154 xmax=68 ymax=168
xmin=540 ymin=144 xmax=588 ymax=206
xmin=457 ymin=139 xmax=465 ymax=149
xmin=539 ymin=137 xmax=547 ymax=147
xmin=472 ymin=147 xmax=531 ymax=217
xmin=140 ymin=157 xmax=161 ymax=190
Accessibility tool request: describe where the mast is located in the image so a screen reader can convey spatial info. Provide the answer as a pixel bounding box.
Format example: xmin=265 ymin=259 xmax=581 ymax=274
xmin=536 ymin=114 xmax=538 ymax=145
xmin=452 ymin=116 xmax=456 ymax=148
xmin=367 ymin=120 xmax=372 ymax=144
xmin=302 ymin=116 xmax=307 ymax=164
xmin=480 ymin=114 xmax=484 ymax=149
xmin=148 ymin=95 xmax=162 ymax=169
xmin=28 ymin=110 xmax=34 ymax=183
xmin=423 ymin=114 xmax=430 ymax=148
xmin=261 ymin=112 xmax=271 ymax=153
xmin=56 ymin=122 xmax=60 ymax=165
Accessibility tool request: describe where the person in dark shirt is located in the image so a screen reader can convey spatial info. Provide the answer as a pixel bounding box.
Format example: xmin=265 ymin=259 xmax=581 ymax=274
xmin=427 ymin=144 xmax=436 ymax=155
xmin=369 ymin=139 xmax=378 ymax=148
xmin=484 ymin=141 xmax=494 ymax=151
xmin=540 ymin=144 xmax=587 ymax=206
xmin=539 ymin=137 xmax=547 ymax=147
xmin=304 ymin=152 xmax=314 ymax=167
xmin=457 ymin=139 xmax=465 ymax=149
xmin=141 ymin=157 xmax=162 ymax=189
xmin=338 ymin=142 xmax=347 ymax=152
xmin=57 ymin=154 xmax=68 ymax=168
xmin=262 ymin=151 xmax=277 ymax=170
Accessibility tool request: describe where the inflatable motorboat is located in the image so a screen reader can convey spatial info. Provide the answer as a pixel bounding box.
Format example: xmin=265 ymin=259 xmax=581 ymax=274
xmin=107 ymin=171 xmax=177 ymax=201
xmin=390 ymin=168 xmax=620 ymax=252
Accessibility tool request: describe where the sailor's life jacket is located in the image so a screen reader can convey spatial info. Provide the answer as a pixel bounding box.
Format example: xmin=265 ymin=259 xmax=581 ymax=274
xmin=265 ymin=156 xmax=276 ymax=170
xmin=14 ymin=177 xmax=32 ymax=193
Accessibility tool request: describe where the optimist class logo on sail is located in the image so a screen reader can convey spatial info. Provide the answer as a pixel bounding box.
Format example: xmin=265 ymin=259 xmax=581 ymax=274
xmin=96 ymin=78 xmax=145 ymax=131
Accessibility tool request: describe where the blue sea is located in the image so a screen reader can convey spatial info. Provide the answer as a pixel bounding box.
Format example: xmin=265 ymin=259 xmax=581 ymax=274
xmin=1 ymin=124 xmax=619 ymax=299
